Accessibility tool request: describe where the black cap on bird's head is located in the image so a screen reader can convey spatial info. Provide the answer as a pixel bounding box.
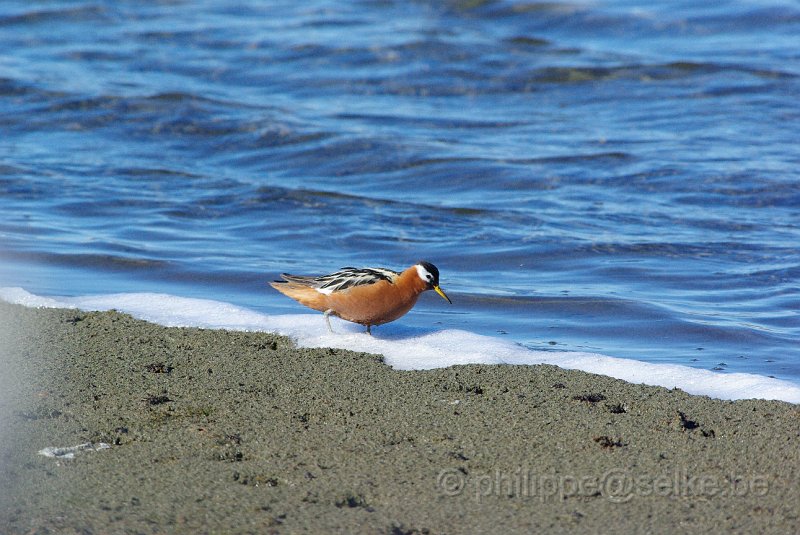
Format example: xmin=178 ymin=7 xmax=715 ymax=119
xmin=415 ymin=261 xmax=451 ymax=304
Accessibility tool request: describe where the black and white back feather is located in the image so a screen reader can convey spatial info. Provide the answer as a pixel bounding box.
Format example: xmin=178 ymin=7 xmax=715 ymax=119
xmin=280 ymin=267 xmax=400 ymax=294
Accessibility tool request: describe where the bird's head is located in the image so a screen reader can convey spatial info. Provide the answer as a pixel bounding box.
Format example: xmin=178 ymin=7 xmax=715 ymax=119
xmin=415 ymin=261 xmax=451 ymax=304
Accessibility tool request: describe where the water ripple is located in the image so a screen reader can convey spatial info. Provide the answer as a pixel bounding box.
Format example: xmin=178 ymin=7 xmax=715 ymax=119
xmin=1 ymin=0 xmax=798 ymax=383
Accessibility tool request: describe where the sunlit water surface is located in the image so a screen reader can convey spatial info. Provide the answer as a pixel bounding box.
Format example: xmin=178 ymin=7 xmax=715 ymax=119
xmin=1 ymin=1 xmax=798 ymax=383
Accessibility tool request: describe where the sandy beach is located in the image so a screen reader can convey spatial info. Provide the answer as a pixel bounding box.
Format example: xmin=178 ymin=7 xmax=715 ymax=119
xmin=1 ymin=300 xmax=798 ymax=534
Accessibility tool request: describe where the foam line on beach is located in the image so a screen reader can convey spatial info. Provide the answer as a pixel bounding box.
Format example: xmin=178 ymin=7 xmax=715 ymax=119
xmin=3 ymin=287 xmax=799 ymax=403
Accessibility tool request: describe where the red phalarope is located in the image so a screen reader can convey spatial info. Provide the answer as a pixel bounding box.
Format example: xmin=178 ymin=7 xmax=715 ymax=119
xmin=270 ymin=261 xmax=451 ymax=334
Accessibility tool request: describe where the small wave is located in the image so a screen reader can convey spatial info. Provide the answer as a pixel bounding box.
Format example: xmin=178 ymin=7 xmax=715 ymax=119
xmin=335 ymin=112 xmax=525 ymax=129
xmin=0 ymin=252 xmax=169 ymax=272
xmin=0 ymin=6 xmax=108 ymax=27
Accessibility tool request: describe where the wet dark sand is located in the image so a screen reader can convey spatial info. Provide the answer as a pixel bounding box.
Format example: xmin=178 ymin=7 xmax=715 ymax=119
xmin=1 ymin=301 xmax=798 ymax=534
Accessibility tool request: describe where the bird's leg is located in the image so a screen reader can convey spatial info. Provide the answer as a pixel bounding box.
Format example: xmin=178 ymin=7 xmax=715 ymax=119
xmin=324 ymin=309 xmax=335 ymax=333
xmin=366 ymin=324 xmax=372 ymax=335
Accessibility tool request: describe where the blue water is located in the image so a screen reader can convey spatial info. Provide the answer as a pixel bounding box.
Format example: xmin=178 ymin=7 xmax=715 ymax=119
xmin=1 ymin=1 xmax=798 ymax=383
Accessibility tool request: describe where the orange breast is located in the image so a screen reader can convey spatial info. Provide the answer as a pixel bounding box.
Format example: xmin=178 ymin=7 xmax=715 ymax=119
xmin=325 ymin=279 xmax=421 ymax=326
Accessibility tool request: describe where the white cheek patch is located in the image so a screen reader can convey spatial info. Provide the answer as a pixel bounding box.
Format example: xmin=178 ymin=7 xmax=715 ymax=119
xmin=415 ymin=264 xmax=431 ymax=282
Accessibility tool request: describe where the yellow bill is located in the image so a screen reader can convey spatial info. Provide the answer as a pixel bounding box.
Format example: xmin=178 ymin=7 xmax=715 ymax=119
xmin=434 ymin=285 xmax=452 ymax=304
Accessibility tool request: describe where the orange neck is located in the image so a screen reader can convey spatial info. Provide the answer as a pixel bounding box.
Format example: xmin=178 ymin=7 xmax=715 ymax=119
xmin=399 ymin=266 xmax=429 ymax=295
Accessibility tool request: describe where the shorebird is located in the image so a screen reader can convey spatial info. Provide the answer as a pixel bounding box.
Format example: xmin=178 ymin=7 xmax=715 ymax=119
xmin=270 ymin=261 xmax=451 ymax=334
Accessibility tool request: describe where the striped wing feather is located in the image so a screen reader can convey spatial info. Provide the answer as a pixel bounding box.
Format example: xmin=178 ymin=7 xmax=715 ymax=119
xmin=281 ymin=267 xmax=400 ymax=293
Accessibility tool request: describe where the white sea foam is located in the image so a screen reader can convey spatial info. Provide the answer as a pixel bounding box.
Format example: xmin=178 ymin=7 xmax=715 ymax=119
xmin=2 ymin=287 xmax=799 ymax=404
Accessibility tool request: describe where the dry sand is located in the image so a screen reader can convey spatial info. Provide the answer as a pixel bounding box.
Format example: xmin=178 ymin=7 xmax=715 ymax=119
xmin=1 ymin=301 xmax=798 ymax=534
